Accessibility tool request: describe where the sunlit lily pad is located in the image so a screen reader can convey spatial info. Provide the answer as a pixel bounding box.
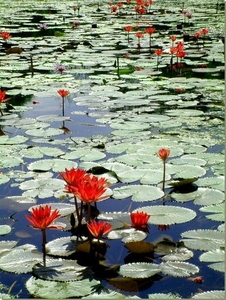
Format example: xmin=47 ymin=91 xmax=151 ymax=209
xmin=27 ymin=158 xmax=78 ymax=172
xmin=180 ymin=229 xmax=225 ymax=251
xmin=171 ymin=188 xmax=225 ymax=206
xmin=112 ymin=185 xmax=164 ymax=202
xmin=33 ymin=259 xmax=87 ymax=281
xmin=46 ymin=237 xmax=77 ymax=257
xmin=108 ymin=228 xmax=147 ymax=242
xmin=160 ymin=261 xmax=199 ymax=277
xmin=137 ymin=206 xmax=196 ymax=225
xmin=0 ymin=225 xmax=12 ymax=236
xmin=119 ymin=263 xmax=160 ymax=279
xmin=199 ymin=203 xmax=224 ymax=222
xmin=26 ymin=276 xmax=101 ymax=298
xmin=191 ymin=290 xmax=225 ymax=299
xmin=0 ymin=244 xmax=42 ymax=273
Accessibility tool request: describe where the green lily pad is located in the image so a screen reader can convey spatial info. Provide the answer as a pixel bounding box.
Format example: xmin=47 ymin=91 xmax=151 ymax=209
xmin=112 ymin=185 xmax=164 ymax=202
xmin=180 ymin=229 xmax=225 ymax=251
xmin=160 ymin=261 xmax=199 ymax=277
xmin=138 ymin=206 xmax=196 ymax=225
xmin=0 ymin=244 xmax=42 ymax=273
xmin=26 ymin=276 xmax=101 ymax=299
xmin=119 ymin=262 xmax=160 ymax=279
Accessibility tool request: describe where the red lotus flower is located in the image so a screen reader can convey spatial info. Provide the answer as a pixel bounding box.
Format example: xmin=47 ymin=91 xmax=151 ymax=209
xmin=170 ymin=46 xmax=178 ymax=55
xmin=135 ymin=32 xmax=144 ymax=39
xmin=66 ymin=175 xmax=111 ymax=203
xmin=130 ymin=211 xmax=150 ymax=229
xmin=170 ymin=35 xmax=177 ymax=42
xmin=176 ymin=50 xmax=186 ymax=58
xmin=157 ymin=148 xmax=170 ymax=161
xmin=0 ymin=31 xmax=12 ymax=40
xmin=57 ymin=89 xmax=70 ymax=98
xmin=194 ymin=32 xmax=201 ymax=39
xmin=111 ymin=5 xmax=118 ymax=12
xmin=200 ymin=28 xmax=208 ymax=35
xmin=176 ymin=41 xmax=184 ymax=50
xmin=87 ymin=220 xmax=112 ymax=239
xmin=117 ymin=2 xmax=123 ymax=7
xmin=155 ymin=49 xmax=163 ymax=56
xmin=124 ymin=26 xmax=133 ymax=32
xmin=59 ymin=167 xmax=87 ymax=186
xmin=145 ymin=27 xmax=155 ymax=35
xmin=25 ymin=205 xmax=63 ymax=230
xmin=0 ymin=90 xmax=10 ymax=103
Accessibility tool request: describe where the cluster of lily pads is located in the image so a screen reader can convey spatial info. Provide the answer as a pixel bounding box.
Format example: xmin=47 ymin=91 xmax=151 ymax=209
xmin=0 ymin=0 xmax=224 ymax=299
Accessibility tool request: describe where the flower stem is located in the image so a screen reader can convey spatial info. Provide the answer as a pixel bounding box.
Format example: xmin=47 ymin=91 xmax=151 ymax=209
xmin=41 ymin=229 xmax=47 ymax=267
xmin=74 ymin=196 xmax=80 ymax=223
xmin=62 ymin=97 xmax=65 ymax=116
xmin=162 ymin=160 xmax=166 ymax=191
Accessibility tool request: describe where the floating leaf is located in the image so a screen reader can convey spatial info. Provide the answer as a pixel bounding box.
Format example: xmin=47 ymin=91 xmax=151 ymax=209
xmin=180 ymin=230 xmax=225 ymax=251
xmin=33 ymin=259 xmax=87 ymax=281
xmin=108 ymin=228 xmax=147 ymax=243
xmin=0 ymin=240 xmax=18 ymax=254
xmin=191 ymin=290 xmax=225 ymax=299
xmin=27 ymin=159 xmax=78 ymax=172
xmin=137 ymin=206 xmax=196 ymax=225
xmin=0 ymin=225 xmax=12 ymax=236
xmin=119 ymin=262 xmax=160 ymax=279
xmin=161 ymin=247 xmax=194 ymax=261
xmin=112 ymin=185 xmax=164 ymax=202
xmin=46 ymin=237 xmax=77 ymax=257
xmin=148 ymin=293 xmax=181 ymax=299
xmin=0 ymin=244 xmax=42 ymax=273
xmin=26 ymin=276 xmax=101 ymax=298
xmin=199 ymin=203 xmax=224 ymax=222
xmin=19 ymin=178 xmax=65 ymax=198
xmin=160 ymin=261 xmax=199 ymax=277
xmin=171 ymin=188 xmax=224 ymax=206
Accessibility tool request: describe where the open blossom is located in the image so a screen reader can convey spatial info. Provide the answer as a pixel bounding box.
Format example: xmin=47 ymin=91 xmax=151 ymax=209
xmin=155 ymin=49 xmax=163 ymax=56
xmin=170 ymin=35 xmax=177 ymax=42
xmin=87 ymin=220 xmax=112 ymax=239
xmin=66 ymin=175 xmax=111 ymax=203
xmin=157 ymin=148 xmax=170 ymax=161
xmin=0 ymin=90 xmax=10 ymax=104
xmin=25 ymin=205 xmax=63 ymax=230
xmin=135 ymin=32 xmax=144 ymax=39
xmin=56 ymin=64 xmax=66 ymax=74
xmin=59 ymin=167 xmax=87 ymax=186
xmin=39 ymin=23 xmax=47 ymax=30
xmin=124 ymin=25 xmax=133 ymax=32
xmin=145 ymin=27 xmax=155 ymax=35
xmin=57 ymin=89 xmax=70 ymax=98
xmin=200 ymin=28 xmax=208 ymax=35
xmin=176 ymin=50 xmax=186 ymax=58
xmin=0 ymin=31 xmax=11 ymax=40
xmin=130 ymin=211 xmax=150 ymax=229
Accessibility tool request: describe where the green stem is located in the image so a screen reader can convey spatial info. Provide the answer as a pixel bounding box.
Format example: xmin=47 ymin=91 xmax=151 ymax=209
xmin=74 ymin=195 xmax=80 ymax=223
xmin=62 ymin=97 xmax=65 ymax=116
xmin=42 ymin=229 xmax=47 ymax=267
xmin=162 ymin=160 xmax=166 ymax=191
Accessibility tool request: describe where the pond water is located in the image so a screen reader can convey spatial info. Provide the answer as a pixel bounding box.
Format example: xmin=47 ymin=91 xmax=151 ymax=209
xmin=0 ymin=0 xmax=225 ymax=299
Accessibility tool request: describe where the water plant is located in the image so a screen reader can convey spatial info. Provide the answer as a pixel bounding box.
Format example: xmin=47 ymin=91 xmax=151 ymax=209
xmin=0 ymin=0 xmax=224 ymax=298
